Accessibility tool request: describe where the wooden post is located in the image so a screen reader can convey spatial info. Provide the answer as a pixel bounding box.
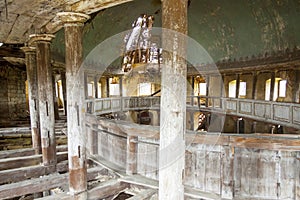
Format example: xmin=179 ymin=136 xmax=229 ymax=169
xmin=160 ymin=0 xmax=188 ymax=199
xmin=126 ymin=135 xmax=137 ymax=175
xmin=29 ymin=34 xmax=56 ymax=167
xmin=52 ymin=74 xmax=60 ymax=120
xmin=252 ymin=72 xmax=257 ymax=100
xmin=60 ymin=71 xmax=67 ymax=116
xmin=57 ymin=12 xmax=90 ymax=199
xmin=21 ymin=46 xmax=41 ymax=154
xmin=235 ymin=73 xmax=240 ymax=98
xmin=270 ymin=71 xmax=276 ymax=101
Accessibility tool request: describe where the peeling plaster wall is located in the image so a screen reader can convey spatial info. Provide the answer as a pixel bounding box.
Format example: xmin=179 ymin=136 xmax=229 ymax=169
xmin=52 ymin=0 xmax=300 ymax=64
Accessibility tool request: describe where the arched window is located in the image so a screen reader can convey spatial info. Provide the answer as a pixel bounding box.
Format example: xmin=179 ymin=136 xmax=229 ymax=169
xmin=265 ymin=78 xmax=286 ymax=101
xmin=138 ymin=82 xmax=152 ymax=96
xmin=228 ymin=80 xmax=236 ymax=98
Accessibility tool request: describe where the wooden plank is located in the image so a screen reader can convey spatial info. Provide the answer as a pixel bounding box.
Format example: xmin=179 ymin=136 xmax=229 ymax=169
xmin=0 ymin=154 xmax=42 ymax=171
xmin=127 ymin=189 xmax=157 ymax=200
xmin=184 ymin=186 xmax=221 ymax=200
xmin=120 ymin=174 xmax=221 ymax=200
xmin=0 ymin=151 xmax=67 ymax=171
xmin=0 ymin=173 xmax=68 ymax=199
xmin=89 ymin=155 xmax=127 ymax=177
xmin=0 ymin=167 xmax=106 ymax=199
xmin=88 ymin=178 xmax=129 ymax=200
xmin=0 ymin=160 xmax=68 ymax=184
xmin=119 ymin=174 xmax=158 ymax=189
xmin=0 ymin=145 xmax=67 ymax=159
xmin=0 ymin=148 xmax=35 ymax=159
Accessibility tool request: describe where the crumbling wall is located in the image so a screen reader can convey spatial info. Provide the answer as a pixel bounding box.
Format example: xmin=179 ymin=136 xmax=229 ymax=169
xmin=0 ymin=65 xmax=28 ymax=122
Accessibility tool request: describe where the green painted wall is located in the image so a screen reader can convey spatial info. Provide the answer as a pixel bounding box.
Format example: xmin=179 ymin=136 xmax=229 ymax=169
xmin=51 ymin=0 xmax=300 ymax=63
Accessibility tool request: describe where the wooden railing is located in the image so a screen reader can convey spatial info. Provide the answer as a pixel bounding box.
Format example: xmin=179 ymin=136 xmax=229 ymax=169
xmin=85 ymin=116 xmax=300 ymax=200
xmin=86 ymin=96 xmax=300 ymax=129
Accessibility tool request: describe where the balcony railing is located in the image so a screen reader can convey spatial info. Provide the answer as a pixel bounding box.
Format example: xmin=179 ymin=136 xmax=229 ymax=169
xmin=86 ymin=96 xmax=300 ymax=129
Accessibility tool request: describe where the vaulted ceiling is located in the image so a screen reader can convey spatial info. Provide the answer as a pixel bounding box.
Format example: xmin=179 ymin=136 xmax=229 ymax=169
xmin=1 ymin=0 xmax=300 ymax=67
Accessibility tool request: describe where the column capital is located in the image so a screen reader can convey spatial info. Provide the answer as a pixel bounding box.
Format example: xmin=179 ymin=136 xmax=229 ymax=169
xmin=28 ymin=34 xmax=55 ymax=46
xmin=57 ymin=12 xmax=90 ymax=26
xmin=20 ymin=46 xmax=36 ymax=54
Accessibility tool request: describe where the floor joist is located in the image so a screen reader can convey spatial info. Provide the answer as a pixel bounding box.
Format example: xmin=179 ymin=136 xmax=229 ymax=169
xmin=0 ymin=161 xmax=68 ymax=185
xmin=0 ymin=167 xmax=106 ymax=199
xmin=0 ymin=151 xmax=68 ymax=171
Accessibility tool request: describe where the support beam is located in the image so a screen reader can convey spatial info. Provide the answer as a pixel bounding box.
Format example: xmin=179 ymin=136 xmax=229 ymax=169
xmin=0 ymin=161 xmax=68 ymax=185
xmin=21 ymin=46 xmax=41 ymax=154
xmin=159 ymin=0 xmax=188 ymax=199
xmin=0 ymin=152 xmax=67 ymax=171
xmin=60 ymin=71 xmax=67 ymax=116
xmin=127 ymin=189 xmax=157 ymax=200
xmin=88 ymin=179 xmax=129 ymax=200
xmin=29 ymin=34 xmax=57 ymax=167
xmin=57 ymin=12 xmax=90 ymax=198
xmin=126 ymin=135 xmax=137 ymax=175
xmin=0 ymin=167 xmax=105 ymax=200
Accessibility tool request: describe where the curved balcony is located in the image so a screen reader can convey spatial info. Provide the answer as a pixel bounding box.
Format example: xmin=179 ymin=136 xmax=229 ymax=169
xmin=86 ymin=96 xmax=300 ymax=130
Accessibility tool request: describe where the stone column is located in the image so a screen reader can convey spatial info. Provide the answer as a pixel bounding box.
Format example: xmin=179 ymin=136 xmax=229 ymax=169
xmin=21 ymin=46 xmax=41 ymax=154
xmin=57 ymin=12 xmax=90 ymax=198
xmin=29 ymin=34 xmax=57 ymax=166
xmin=159 ymin=0 xmax=188 ymax=199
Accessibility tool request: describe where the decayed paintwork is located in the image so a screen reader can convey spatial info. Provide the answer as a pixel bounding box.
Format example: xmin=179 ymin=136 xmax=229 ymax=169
xmin=29 ymin=34 xmax=57 ymax=167
xmin=159 ymin=0 xmax=188 ymax=199
xmin=57 ymin=11 xmax=90 ymax=196
xmin=21 ymin=46 xmax=41 ymax=154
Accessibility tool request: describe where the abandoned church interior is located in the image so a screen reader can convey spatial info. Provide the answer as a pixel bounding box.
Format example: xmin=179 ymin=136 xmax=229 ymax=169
xmin=0 ymin=0 xmax=300 ymax=199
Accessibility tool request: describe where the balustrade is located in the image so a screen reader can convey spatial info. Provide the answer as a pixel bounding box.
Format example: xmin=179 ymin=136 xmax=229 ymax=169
xmin=86 ymin=96 xmax=300 ymax=129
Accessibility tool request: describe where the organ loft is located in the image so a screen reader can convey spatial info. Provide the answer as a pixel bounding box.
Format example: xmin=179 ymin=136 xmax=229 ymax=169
xmin=0 ymin=0 xmax=300 ymax=199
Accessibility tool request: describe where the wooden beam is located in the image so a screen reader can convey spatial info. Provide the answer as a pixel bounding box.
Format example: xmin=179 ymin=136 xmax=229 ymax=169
xmin=89 ymin=155 xmax=127 ymax=177
xmin=0 ymin=167 xmax=106 ymax=199
xmin=0 ymin=173 xmax=68 ymax=199
xmin=88 ymin=178 xmax=129 ymax=200
xmin=0 ymin=46 xmax=25 ymax=58
xmin=0 ymin=161 xmax=68 ymax=185
xmin=0 ymin=151 xmax=67 ymax=171
xmin=120 ymin=174 xmax=221 ymax=199
xmin=127 ymin=189 xmax=157 ymax=200
xmin=0 ymin=148 xmax=35 ymax=159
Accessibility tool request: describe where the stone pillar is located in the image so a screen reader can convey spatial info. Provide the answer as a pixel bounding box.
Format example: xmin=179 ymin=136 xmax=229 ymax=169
xmin=21 ymin=46 xmax=41 ymax=154
xmin=159 ymin=0 xmax=187 ymax=199
xmin=29 ymin=34 xmax=57 ymax=166
xmin=57 ymin=12 xmax=90 ymax=198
